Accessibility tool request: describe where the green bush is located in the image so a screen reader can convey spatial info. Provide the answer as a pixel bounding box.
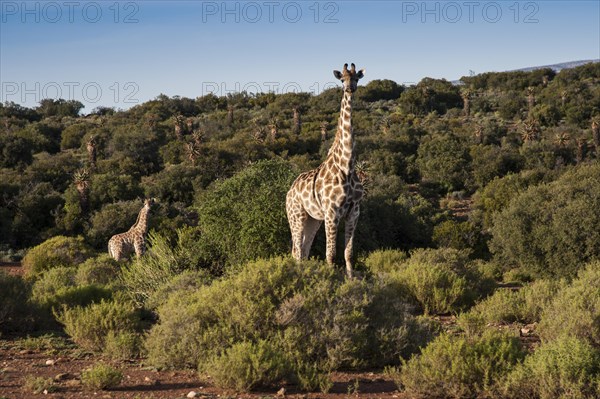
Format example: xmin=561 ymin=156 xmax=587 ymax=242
xmin=31 ymin=266 xmax=76 ymax=304
xmin=193 ymin=159 xmax=296 ymax=270
xmin=457 ymin=289 xmax=523 ymax=336
xmin=469 ymin=144 xmax=523 ymax=190
xmin=501 ymin=336 xmax=600 ymax=399
xmin=416 ymin=132 xmax=471 ymax=192
xmin=396 ymin=259 xmax=467 ymax=315
xmin=57 ymin=300 xmax=140 ymax=352
xmin=0 ymin=271 xmax=33 ymax=333
xmin=203 ymin=340 xmax=288 ymax=391
xmin=538 ymin=262 xmax=600 ymax=346
xmin=432 ymin=220 xmax=486 ymax=257
xmin=23 ymin=376 xmax=57 ymax=394
xmin=490 ymin=164 xmax=600 ymax=278
xmin=75 ymin=255 xmax=119 ymax=286
xmin=145 ymin=269 xmax=212 ymax=311
xmin=22 ymin=236 xmax=93 ymax=278
xmin=145 ymin=257 xmax=429 ymax=390
xmin=119 ymin=229 xmax=213 ymax=307
xmin=391 ymin=331 xmax=524 ymax=399
xmin=520 ymin=278 xmax=565 ymax=323
xmin=472 ymin=169 xmax=552 ymax=230
xmin=457 ymin=279 xmax=564 ymax=333
xmin=502 ymin=268 xmax=534 ymax=283
xmin=103 ymin=331 xmax=143 ymax=360
xmin=388 ymin=248 xmax=492 ymax=314
xmin=31 ymin=266 xmax=112 ymax=311
xmin=81 ymin=364 xmax=123 ymax=390
xmin=363 ymin=249 xmax=407 ymax=274
xmin=354 ymin=176 xmax=440 ymax=254
xmin=455 ymin=311 xmax=487 ymax=337
xmin=60 ymin=123 xmax=88 ymax=150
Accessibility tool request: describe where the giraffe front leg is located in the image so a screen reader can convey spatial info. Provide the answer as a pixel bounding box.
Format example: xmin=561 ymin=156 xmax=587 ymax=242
xmin=287 ymin=204 xmax=306 ymax=261
xmin=324 ymin=214 xmax=339 ymax=265
xmin=344 ymin=205 xmax=360 ymax=279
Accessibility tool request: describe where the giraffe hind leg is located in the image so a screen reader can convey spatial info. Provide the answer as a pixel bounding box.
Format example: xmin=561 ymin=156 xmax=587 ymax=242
xmin=108 ymin=238 xmax=119 ymax=261
xmin=301 ymin=217 xmax=322 ymax=259
xmin=134 ymin=240 xmax=145 ymax=258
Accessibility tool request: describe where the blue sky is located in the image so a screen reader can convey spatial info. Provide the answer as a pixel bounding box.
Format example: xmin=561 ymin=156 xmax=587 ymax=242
xmin=1 ymin=0 xmax=599 ymax=111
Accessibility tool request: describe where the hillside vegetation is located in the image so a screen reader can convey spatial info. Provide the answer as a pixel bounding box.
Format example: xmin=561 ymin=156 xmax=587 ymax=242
xmin=1 ymin=63 xmax=600 ymax=397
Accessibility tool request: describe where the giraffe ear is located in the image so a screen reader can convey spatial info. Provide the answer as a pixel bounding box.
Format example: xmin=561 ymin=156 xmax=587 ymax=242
xmin=357 ymin=69 xmax=365 ymax=79
xmin=333 ymin=70 xmax=343 ymax=80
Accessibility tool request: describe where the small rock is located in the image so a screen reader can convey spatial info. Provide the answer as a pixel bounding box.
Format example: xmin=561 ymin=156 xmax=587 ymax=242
xmin=144 ymin=376 xmax=152 ymax=382
xmin=187 ymin=391 xmax=199 ymax=398
xmin=43 ymin=389 xmax=48 ymax=394
xmin=54 ymin=373 xmax=72 ymax=381
xmin=277 ymin=387 xmax=286 ymax=397
xmin=45 ymin=359 xmax=55 ymax=366
xmin=19 ymin=349 xmax=32 ymax=355
xmin=520 ymin=323 xmax=536 ymax=336
xmin=64 ymin=379 xmax=81 ymax=387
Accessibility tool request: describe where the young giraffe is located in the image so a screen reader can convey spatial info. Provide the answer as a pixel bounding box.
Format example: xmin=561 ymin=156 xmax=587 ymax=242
xmin=286 ymin=63 xmax=365 ymax=278
xmin=108 ymin=198 xmax=155 ymax=261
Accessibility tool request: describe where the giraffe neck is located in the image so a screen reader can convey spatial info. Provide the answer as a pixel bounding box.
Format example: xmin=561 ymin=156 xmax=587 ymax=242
xmin=327 ymin=90 xmax=354 ymax=175
xmin=131 ymin=206 xmax=150 ymax=235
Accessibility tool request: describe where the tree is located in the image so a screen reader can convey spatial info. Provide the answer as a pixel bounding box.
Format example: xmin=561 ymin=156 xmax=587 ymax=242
xmin=526 ymin=86 xmax=536 ymax=113
xmin=86 ymin=136 xmax=98 ymax=169
xmin=37 ymin=99 xmax=84 ymax=118
xmin=591 ymin=116 xmax=600 ymax=157
xmin=269 ymin=118 xmax=279 ymax=142
xmin=73 ymin=168 xmax=91 ymax=214
xmin=490 ymin=163 xmax=600 ymax=277
xmin=357 ymin=79 xmax=403 ymax=102
xmin=292 ymin=107 xmax=301 ymax=135
xmin=193 ymin=159 xmax=297 ymax=271
xmin=417 ymin=132 xmax=471 ymax=192
xmin=320 ymin=121 xmax=328 ymax=142
xmin=461 ymin=88 xmax=472 ymax=117
xmin=519 ymin=119 xmax=541 ymax=144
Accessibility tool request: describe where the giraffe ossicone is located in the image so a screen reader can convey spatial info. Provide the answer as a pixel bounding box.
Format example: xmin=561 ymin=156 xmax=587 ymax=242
xmin=108 ymin=198 xmax=156 ymax=261
xmin=286 ymin=63 xmax=365 ymax=278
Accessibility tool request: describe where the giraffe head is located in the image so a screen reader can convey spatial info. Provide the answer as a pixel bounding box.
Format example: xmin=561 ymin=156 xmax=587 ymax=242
xmin=333 ymin=63 xmax=365 ymax=93
xmin=144 ymin=198 xmax=156 ymax=210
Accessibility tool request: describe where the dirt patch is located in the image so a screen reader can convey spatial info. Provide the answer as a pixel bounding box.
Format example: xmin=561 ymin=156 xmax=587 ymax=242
xmin=0 ymin=339 xmax=404 ymax=399
xmin=0 ymin=262 xmax=23 ymax=277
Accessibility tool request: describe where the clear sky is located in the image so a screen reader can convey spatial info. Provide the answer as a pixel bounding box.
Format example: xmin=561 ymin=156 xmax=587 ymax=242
xmin=1 ymin=0 xmax=599 ymax=111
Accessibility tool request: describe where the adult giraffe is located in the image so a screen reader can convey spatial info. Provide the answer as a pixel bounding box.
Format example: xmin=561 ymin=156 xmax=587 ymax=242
xmin=286 ymin=63 xmax=365 ymax=278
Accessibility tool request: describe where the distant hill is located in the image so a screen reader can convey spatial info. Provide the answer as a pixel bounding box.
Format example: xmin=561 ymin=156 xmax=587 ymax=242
xmin=512 ymin=59 xmax=599 ymax=73
xmin=452 ymin=59 xmax=600 ymax=84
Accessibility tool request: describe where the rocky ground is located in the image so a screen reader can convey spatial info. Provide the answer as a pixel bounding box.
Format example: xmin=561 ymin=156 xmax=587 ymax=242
xmin=0 ymin=340 xmax=400 ymax=399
